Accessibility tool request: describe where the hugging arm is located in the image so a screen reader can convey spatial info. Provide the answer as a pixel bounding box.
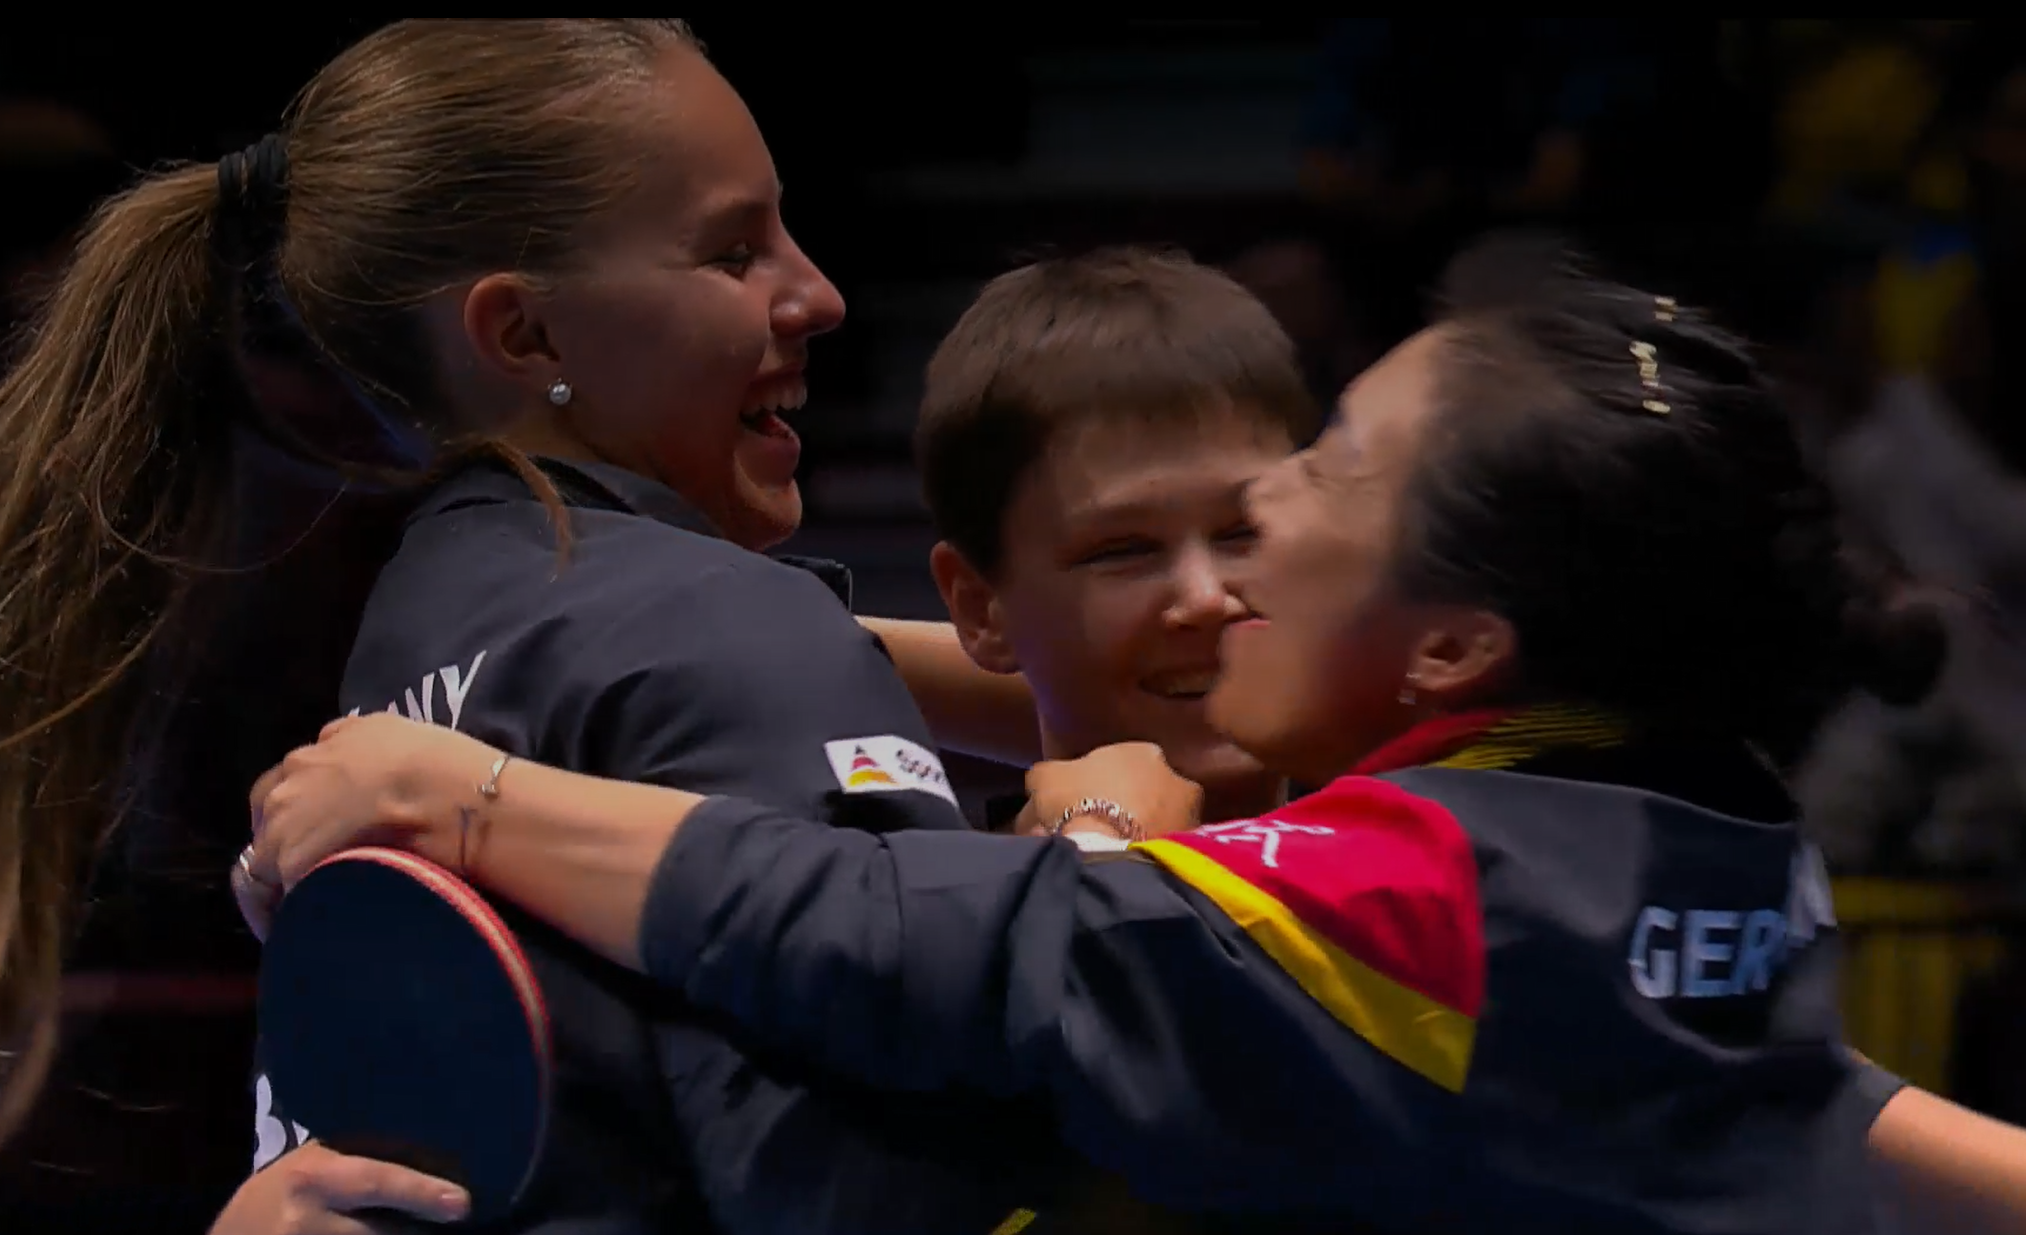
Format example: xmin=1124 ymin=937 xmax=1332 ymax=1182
xmin=637 ymin=788 xmax=2026 ymax=1226
xmin=253 ymin=731 xmax=2026 ymax=1226
xmin=352 ymin=765 xmax=1474 ymax=1215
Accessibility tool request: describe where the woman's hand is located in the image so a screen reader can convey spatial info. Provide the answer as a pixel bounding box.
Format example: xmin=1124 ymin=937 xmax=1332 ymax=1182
xmin=207 ymin=1142 xmax=468 ymax=1234
xmin=246 ymin=714 xmax=692 ymax=970
xmin=241 ymin=714 xmax=504 ymax=932
xmin=1025 ymin=742 xmax=1202 ymax=840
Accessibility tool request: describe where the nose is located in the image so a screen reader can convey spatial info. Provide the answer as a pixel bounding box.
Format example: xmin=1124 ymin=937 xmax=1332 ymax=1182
xmin=1164 ymin=541 xmax=1248 ymax=632
xmin=773 ymin=232 xmax=846 ymax=341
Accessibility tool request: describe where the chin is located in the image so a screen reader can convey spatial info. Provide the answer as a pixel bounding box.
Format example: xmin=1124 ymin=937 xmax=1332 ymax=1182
xmin=1161 ymin=705 xmax=1273 ymax=787
xmin=1171 ymin=739 xmax=1268 ymax=785
xmin=1180 ymin=756 xmax=1282 ymax=823
xmin=1205 ymin=684 xmax=1306 ymax=783
xmin=1203 ymin=680 xmax=1259 ymax=756
xmin=725 ymin=482 xmax=803 ymax=551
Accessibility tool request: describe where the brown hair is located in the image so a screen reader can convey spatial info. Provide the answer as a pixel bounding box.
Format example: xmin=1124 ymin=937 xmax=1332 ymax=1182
xmin=0 ymin=18 xmax=704 ymax=1138
xmin=915 ymin=247 xmax=1318 ymax=576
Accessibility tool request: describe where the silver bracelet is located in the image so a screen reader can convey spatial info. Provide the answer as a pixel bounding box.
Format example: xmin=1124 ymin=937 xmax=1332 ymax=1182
xmin=461 ymin=753 xmax=512 ymax=877
xmin=1045 ymin=797 xmax=1141 ymax=843
xmin=477 ymin=753 xmax=512 ymax=801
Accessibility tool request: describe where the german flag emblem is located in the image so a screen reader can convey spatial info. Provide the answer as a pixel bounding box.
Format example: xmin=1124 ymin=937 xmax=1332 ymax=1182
xmin=844 ymin=747 xmax=898 ymax=789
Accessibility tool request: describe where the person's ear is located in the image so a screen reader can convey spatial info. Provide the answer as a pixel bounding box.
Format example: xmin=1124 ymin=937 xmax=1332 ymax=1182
xmin=930 ymin=542 xmax=1021 ymax=675
xmin=1405 ymin=606 xmax=1517 ymax=707
xmin=459 ymin=274 xmax=562 ymax=407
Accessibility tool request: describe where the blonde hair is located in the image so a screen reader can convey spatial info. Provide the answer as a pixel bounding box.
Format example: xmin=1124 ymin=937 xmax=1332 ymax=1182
xmin=0 ymin=18 xmax=704 ymax=1138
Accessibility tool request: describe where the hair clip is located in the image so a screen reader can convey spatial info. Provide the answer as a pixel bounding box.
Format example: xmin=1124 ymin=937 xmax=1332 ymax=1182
xmin=1654 ymin=296 xmax=1677 ymax=323
xmin=1630 ymin=340 xmax=1670 ymax=415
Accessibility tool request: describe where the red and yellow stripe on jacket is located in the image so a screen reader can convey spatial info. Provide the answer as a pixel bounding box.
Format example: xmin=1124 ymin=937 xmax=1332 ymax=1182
xmin=1132 ymin=704 xmax=1628 ymax=1094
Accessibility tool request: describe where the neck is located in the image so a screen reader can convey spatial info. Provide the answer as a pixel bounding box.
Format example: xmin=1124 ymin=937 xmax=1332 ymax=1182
xmin=499 ymin=417 xmax=602 ymax=466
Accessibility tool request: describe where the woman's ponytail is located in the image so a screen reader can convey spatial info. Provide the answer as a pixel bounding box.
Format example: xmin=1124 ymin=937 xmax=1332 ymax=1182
xmin=0 ymin=162 xmax=241 ymax=1140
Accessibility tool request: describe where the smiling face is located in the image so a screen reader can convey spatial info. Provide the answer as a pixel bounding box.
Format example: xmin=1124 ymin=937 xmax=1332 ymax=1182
xmin=459 ymin=45 xmax=845 ymax=551
xmin=1210 ymin=327 xmax=1517 ymax=785
xmin=936 ymin=409 xmax=1291 ymax=800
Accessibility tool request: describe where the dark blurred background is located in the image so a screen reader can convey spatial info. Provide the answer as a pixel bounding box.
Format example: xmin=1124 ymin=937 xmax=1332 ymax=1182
xmin=8 ymin=17 xmax=2026 ymax=1231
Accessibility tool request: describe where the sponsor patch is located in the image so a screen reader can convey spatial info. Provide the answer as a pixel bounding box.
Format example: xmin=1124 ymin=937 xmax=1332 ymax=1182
xmin=824 ymin=736 xmax=958 ymax=807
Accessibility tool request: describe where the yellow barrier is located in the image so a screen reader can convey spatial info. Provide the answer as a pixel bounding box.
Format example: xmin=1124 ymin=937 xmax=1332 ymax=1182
xmin=1834 ymin=878 xmax=2019 ymax=1095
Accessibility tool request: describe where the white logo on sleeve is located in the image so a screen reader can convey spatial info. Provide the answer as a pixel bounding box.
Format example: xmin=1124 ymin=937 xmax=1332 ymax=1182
xmin=252 ymin=1073 xmax=311 ymax=1171
xmin=347 ymin=650 xmax=489 ymax=731
xmin=824 ymin=736 xmax=958 ymax=807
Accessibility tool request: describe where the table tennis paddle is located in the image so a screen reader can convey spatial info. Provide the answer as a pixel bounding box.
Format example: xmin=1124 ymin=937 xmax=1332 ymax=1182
xmin=259 ymin=847 xmax=551 ymax=1225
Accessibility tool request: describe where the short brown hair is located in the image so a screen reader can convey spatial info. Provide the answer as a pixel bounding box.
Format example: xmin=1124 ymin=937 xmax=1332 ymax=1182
xmin=0 ymin=19 xmax=704 ymax=1137
xmin=916 ymin=247 xmax=1318 ymax=575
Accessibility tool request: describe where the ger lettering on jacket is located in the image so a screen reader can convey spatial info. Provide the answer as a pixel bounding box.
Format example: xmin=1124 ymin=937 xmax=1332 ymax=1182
xmin=1627 ymin=846 xmax=1838 ymax=1001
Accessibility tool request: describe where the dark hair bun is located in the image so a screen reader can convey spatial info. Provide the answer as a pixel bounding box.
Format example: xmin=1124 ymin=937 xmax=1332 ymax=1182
xmin=1846 ymin=591 xmax=1948 ymax=708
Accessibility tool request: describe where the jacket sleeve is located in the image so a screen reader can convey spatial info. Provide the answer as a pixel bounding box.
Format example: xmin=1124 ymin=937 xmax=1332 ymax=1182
xmin=643 ymin=778 xmax=1489 ymax=1215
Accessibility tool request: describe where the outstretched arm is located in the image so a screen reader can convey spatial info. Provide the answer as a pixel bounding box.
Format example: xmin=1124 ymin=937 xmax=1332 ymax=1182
xmin=857 ymin=617 xmax=1041 ymax=766
xmin=1870 ymin=1080 xmax=2026 ymax=1235
xmin=245 ymin=718 xmax=1186 ymax=971
xmin=250 ymin=717 xmax=2026 ymax=1224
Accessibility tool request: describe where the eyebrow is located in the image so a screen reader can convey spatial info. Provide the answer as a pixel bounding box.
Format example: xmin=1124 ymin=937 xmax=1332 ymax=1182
xmin=704 ymin=195 xmax=774 ymax=228
xmin=1065 ymin=477 xmax=1254 ymax=525
xmin=694 ymin=181 xmax=782 ymax=232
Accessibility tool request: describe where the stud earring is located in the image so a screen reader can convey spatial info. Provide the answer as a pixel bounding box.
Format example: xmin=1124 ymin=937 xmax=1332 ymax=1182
xmin=546 ymin=379 xmax=573 ymax=407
